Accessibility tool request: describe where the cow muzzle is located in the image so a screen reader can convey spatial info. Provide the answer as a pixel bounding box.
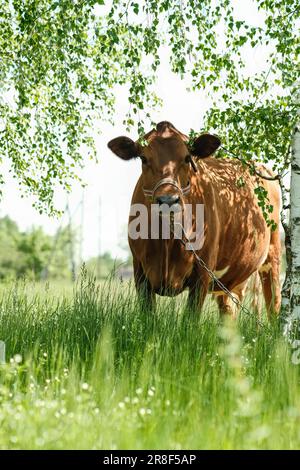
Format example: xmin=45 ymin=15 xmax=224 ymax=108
xmin=143 ymin=178 xmax=190 ymax=202
xmin=155 ymin=194 xmax=180 ymax=206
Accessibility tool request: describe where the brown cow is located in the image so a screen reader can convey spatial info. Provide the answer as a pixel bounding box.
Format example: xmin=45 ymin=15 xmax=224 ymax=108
xmin=108 ymin=121 xmax=281 ymax=318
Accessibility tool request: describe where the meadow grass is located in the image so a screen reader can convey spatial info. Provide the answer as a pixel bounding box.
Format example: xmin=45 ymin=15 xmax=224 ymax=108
xmin=0 ymin=272 xmax=299 ymax=450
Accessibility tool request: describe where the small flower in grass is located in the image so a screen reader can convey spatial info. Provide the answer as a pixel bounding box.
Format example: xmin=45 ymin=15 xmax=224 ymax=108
xmin=14 ymin=354 xmax=22 ymax=364
xmin=35 ymin=399 xmax=45 ymax=408
xmin=139 ymin=407 xmax=146 ymax=416
xmin=118 ymin=401 xmax=125 ymax=409
xmin=122 ymin=325 xmax=126 ymax=330
xmin=81 ymin=382 xmax=89 ymax=391
xmin=124 ymin=396 xmax=130 ymax=403
xmin=136 ymin=387 xmax=142 ymax=395
xmin=43 ymin=352 xmax=48 ymax=358
xmin=132 ymin=397 xmax=139 ymax=405
xmin=165 ymin=400 xmax=171 ymax=407
xmin=148 ymin=387 xmax=155 ymax=397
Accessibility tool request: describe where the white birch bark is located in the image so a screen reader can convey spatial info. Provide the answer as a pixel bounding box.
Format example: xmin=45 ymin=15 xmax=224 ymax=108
xmin=280 ymin=178 xmax=292 ymax=323
xmin=285 ymin=90 xmax=300 ymax=339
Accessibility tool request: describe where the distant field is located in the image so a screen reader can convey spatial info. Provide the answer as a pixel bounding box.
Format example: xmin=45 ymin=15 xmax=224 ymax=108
xmin=0 ymin=273 xmax=299 ymax=449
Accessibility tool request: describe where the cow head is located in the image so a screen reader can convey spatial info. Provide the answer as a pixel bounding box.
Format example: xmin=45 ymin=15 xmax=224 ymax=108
xmin=108 ymin=121 xmax=221 ymax=206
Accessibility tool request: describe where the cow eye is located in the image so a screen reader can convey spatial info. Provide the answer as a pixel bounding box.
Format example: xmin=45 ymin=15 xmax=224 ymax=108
xmin=139 ymin=155 xmax=147 ymax=165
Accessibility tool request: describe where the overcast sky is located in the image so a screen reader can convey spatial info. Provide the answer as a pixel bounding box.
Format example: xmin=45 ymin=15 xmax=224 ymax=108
xmin=0 ymin=0 xmax=275 ymax=261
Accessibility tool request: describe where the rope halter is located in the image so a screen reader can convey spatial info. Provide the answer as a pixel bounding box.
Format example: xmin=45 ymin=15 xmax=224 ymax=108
xmin=142 ymin=177 xmax=191 ymax=200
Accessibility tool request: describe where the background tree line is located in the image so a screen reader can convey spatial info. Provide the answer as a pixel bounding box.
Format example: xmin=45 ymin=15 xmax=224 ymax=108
xmin=0 ymin=215 xmax=127 ymax=280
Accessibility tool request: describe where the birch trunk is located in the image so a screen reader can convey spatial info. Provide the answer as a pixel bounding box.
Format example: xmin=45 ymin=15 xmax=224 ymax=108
xmin=280 ymin=179 xmax=292 ymax=325
xmin=285 ymin=105 xmax=300 ymax=339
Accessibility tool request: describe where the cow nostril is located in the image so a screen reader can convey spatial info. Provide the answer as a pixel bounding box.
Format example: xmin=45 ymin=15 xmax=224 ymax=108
xmin=156 ymin=195 xmax=180 ymax=206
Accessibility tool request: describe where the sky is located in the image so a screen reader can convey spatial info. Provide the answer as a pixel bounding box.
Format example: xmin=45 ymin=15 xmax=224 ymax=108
xmin=0 ymin=0 xmax=276 ymax=261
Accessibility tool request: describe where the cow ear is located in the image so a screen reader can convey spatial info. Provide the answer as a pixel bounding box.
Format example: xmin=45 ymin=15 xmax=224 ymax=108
xmin=191 ymin=134 xmax=221 ymax=159
xmin=107 ymin=136 xmax=140 ymax=161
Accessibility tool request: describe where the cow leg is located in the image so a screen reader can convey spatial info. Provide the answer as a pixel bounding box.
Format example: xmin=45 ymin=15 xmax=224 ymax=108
xmin=187 ymin=274 xmax=209 ymax=314
xmin=258 ymin=225 xmax=281 ymax=318
xmin=259 ymin=255 xmax=281 ymax=319
xmin=133 ymin=259 xmax=156 ymax=312
xmin=231 ymin=275 xmax=263 ymax=319
xmin=216 ymin=294 xmax=238 ymax=318
xmin=216 ymin=280 xmax=248 ymax=318
xmin=247 ymin=271 xmax=262 ymax=318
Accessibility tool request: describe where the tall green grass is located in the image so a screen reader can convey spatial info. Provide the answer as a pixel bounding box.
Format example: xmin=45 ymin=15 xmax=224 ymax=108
xmin=0 ymin=272 xmax=299 ymax=449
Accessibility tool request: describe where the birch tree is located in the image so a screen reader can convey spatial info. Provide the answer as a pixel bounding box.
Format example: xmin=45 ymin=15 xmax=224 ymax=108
xmin=285 ymin=88 xmax=300 ymax=340
xmin=1 ymin=0 xmax=299 ymax=215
